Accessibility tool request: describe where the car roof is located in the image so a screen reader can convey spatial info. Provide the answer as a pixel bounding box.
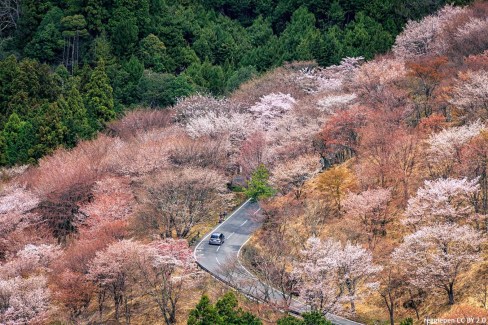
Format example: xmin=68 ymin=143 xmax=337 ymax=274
xmin=211 ymin=232 xmax=222 ymax=236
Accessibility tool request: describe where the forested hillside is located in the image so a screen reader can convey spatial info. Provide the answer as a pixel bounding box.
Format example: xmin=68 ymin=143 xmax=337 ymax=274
xmin=1 ymin=1 xmax=488 ymax=324
xmin=0 ymin=0 xmax=469 ymax=166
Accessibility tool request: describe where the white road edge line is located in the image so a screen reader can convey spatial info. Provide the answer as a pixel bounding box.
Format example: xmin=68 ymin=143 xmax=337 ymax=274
xmin=193 ymin=198 xmax=252 ymax=262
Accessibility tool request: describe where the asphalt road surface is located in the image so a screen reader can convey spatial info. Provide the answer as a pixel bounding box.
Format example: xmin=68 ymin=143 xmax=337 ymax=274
xmin=193 ymin=199 xmax=363 ymax=325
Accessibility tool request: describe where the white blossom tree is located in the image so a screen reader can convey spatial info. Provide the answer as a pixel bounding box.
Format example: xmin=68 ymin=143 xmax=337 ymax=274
xmin=393 ymin=5 xmax=467 ymax=59
xmin=333 ymin=242 xmax=382 ymax=314
xmin=344 ymin=188 xmax=392 ymax=249
xmin=249 ymin=92 xmax=296 ymax=129
xmin=294 ymin=237 xmax=381 ymax=315
xmin=405 ymin=177 xmax=479 ymax=227
xmin=185 ymin=110 xmax=253 ymax=142
xmin=452 ymin=18 xmax=488 ymax=57
xmin=450 ymin=70 xmax=488 ymax=117
xmin=293 ymin=237 xmax=343 ymax=314
xmin=392 ymin=223 xmax=482 ymax=305
xmin=0 ymin=244 xmax=61 ymax=278
xmin=317 ymin=94 xmax=357 ymax=114
xmin=426 ymin=121 xmax=484 ymax=177
xmin=88 ymin=239 xmax=196 ymax=325
xmin=0 ymin=275 xmax=51 ymax=325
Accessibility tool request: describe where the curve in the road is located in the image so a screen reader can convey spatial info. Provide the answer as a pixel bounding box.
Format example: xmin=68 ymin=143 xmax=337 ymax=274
xmin=193 ymin=199 xmax=363 ymax=325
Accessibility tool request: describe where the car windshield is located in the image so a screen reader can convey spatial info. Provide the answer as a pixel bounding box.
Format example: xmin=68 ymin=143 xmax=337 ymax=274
xmin=210 ymin=234 xmax=220 ymax=239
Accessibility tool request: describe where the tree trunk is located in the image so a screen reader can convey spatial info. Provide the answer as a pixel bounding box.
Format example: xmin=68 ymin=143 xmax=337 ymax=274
xmin=350 ymin=298 xmax=356 ymax=314
xmin=448 ymin=283 xmax=455 ymax=305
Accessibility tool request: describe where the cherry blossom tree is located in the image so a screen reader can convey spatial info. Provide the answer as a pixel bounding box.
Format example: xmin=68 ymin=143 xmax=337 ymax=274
xmin=0 ymin=243 xmax=60 ymax=278
xmin=451 ymin=16 xmax=488 ymax=58
xmin=294 ymin=237 xmax=381 ymax=315
xmin=238 ymin=132 xmax=268 ymax=177
xmin=460 ymin=132 xmax=488 ymax=217
xmin=138 ymin=168 xmax=226 ymax=238
xmin=393 ymin=5 xmax=467 ymax=59
xmin=107 ymin=109 xmax=174 ymax=139
xmin=138 ymin=239 xmax=197 ymax=325
xmin=185 ymin=110 xmax=252 ymax=142
xmin=25 ymin=134 xmax=114 ymax=196
xmin=321 ymin=105 xmax=367 ymax=165
xmin=344 ymin=188 xmax=392 ymax=249
xmin=294 ymin=66 xmax=343 ymax=94
xmin=317 ymin=94 xmax=356 ymax=114
xmin=426 ymin=121 xmax=484 ymax=177
xmin=293 ymin=237 xmax=343 ymax=314
xmin=0 ymin=186 xmax=40 ymax=255
xmin=168 ymin=133 xmax=230 ymax=170
xmin=0 ymin=185 xmax=39 ymax=215
xmin=87 ymin=239 xmax=150 ymax=323
xmin=450 ymin=70 xmax=488 ymax=119
xmin=88 ymin=239 xmax=196 ymax=324
xmin=352 ymin=58 xmax=406 ymax=105
xmin=265 ymin=108 xmax=324 ymax=163
xmin=378 ymin=264 xmax=407 ymax=325
xmin=334 ymin=241 xmax=382 ymax=314
xmin=51 ymin=269 xmax=95 ymax=321
xmin=270 ymin=154 xmax=321 ymax=199
xmin=0 ymin=275 xmax=51 ymax=325
xmin=392 ymin=223 xmax=482 ymax=305
xmin=80 ymin=176 xmax=135 ymax=229
xmin=405 ymin=177 xmax=479 ymax=227
xmin=249 ymin=93 xmax=296 ymax=129
xmin=174 ymin=94 xmax=238 ymax=123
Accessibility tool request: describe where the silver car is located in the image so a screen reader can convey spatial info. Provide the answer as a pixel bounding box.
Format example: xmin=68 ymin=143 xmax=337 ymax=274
xmin=209 ymin=232 xmax=225 ymax=245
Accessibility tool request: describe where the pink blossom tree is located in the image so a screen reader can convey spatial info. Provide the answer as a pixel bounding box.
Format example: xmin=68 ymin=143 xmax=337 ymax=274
xmin=393 ymin=5 xmax=467 ymax=59
xmin=0 ymin=275 xmax=51 ymax=324
xmin=352 ymin=58 xmax=406 ymax=105
xmin=80 ymin=176 xmax=135 ymax=230
xmin=88 ymin=239 xmax=197 ymax=324
xmin=343 ymin=188 xmax=392 ymax=249
xmin=333 ymin=242 xmax=382 ymax=314
xmin=294 ymin=237 xmax=381 ymax=315
xmin=87 ymin=239 xmax=151 ymax=323
xmin=392 ymin=223 xmax=482 ymax=305
xmin=317 ymin=94 xmax=357 ymax=114
xmin=293 ymin=237 xmax=343 ymax=314
xmin=238 ymin=131 xmax=268 ymax=177
xmin=450 ymin=70 xmax=488 ymax=119
xmin=405 ymin=177 xmax=479 ymax=227
xmin=0 ymin=244 xmax=60 ymax=278
xmin=426 ymin=121 xmax=484 ymax=177
xmin=137 ymin=239 xmax=197 ymax=325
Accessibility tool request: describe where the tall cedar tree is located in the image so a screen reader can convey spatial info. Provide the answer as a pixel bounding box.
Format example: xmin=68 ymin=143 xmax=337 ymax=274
xmin=84 ymin=60 xmax=115 ymax=130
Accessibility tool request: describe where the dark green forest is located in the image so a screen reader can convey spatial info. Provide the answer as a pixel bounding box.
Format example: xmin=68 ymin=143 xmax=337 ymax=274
xmin=0 ymin=0 xmax=470 ymax=166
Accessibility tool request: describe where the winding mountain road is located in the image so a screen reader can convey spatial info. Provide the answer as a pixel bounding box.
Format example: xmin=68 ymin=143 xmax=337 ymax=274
xmin=193 ymin=199 xmax=363 ymax=325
